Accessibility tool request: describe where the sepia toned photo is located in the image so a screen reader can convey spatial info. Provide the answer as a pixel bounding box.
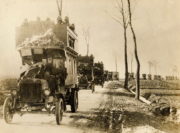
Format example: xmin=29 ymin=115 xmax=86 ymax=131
xmin=0 ymin=0 xmax=180 ymax=133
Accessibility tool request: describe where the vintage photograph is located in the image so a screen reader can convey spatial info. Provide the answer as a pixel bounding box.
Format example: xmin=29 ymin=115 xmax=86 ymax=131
xmin=0 ymin=0 xmax=180 ymax=133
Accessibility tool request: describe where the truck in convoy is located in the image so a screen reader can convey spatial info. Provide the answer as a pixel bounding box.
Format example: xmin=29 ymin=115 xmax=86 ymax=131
xmin=77 ymin=56 xmax=105 ymax=90
xmin=77 ymin=55 xmax=94 ymax=90
xmin=93 ymin=62 xmax=104 ymax=87
xmin=3 ymin=12 xmax=79 ymax=125
xmin=104 ymin=71 xmax=119 ymax=81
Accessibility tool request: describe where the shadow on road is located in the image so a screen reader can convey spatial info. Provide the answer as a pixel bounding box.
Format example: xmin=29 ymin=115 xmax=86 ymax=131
xmin=124 ymin=111 xmax=180 ymax=133
xmin=67 ymin=107 xmax=113 ymax=132
xmin=152 ymin=93 xmax=180 ymax=96
xmin=103 ymin=91 xmax=134 ymax=97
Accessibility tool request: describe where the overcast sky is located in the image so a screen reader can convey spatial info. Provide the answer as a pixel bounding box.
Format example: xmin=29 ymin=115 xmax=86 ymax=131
xmin=0 ymin=0 xmax=180 ymax=78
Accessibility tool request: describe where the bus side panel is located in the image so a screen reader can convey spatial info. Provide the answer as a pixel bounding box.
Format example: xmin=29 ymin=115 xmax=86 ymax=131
xmin=65 ymin=54 xmax=77 ymax=87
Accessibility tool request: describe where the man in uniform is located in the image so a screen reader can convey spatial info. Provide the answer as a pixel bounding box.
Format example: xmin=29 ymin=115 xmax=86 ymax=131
xmin=43 ymin=56 xmax=57 ymax=95
xmin=52 ymin=54 xmax=67 ymax=87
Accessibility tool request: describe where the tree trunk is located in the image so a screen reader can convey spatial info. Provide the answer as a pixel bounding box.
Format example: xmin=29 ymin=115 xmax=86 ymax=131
xmin=127 ymin=0 xmax=140 ymax=99
xmin=112 ymin=0 xmax=129 ymax=89
xmin=124 ymin=27 xmax=129 ymax=89
xmin=120 ymin=0 xmax=129 ymax=89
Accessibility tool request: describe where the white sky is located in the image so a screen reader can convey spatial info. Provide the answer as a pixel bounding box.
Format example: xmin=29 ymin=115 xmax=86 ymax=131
xmin=0 ymin=0 xmax=180 ymax=78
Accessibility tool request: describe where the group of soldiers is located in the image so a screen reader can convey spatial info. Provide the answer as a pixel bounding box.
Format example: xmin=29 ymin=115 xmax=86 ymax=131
xmin=40 ymin=52 xmax=67 ymax=94
xmin=19 ymin=50 xmax=68 ymax=95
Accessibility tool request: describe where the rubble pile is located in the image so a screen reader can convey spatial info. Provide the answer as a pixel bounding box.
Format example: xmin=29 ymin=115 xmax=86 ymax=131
xmin=148 ymin=94 xmax=172 ymax=116
xmin=16 ymin=18 xmax=55 ymax=45
xmin=17 ymin=29 xmax=63 ymax=48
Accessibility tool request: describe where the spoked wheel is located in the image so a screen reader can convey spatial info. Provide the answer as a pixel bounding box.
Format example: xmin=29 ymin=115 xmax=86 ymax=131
xmin=3 ymin=97 xmax=14 ymax=124
xmin=55 ymin=98 xmax=64 ymax=125
xmin=71 ymin=91 xmax=78 ymax=113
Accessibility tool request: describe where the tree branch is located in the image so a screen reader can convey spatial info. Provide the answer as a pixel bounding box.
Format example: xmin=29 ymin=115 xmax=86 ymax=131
xmin=110 ymin=15 xmax=124 ymax=27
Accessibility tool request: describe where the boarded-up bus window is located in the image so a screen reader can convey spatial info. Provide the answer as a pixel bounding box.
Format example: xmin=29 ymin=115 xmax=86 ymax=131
xmin=68 ymin=35 xmax=75 ymax=49
xmin=21 ymin=49 xmax=32 ymax=56
xmin=33 ymin=48 xmax=43 ymax=54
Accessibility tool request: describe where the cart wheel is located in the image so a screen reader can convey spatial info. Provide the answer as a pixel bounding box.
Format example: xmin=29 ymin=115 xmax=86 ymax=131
xmin=56 ymin=98 xmax=64 ymax=125
xmin=3 ymin=97 xmax=14 ymax=124
xmin=71 ymin=91 xmax=78 ymax=113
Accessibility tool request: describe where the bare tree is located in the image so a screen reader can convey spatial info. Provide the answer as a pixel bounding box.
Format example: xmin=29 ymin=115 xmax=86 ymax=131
xmin=127 ymin=0 xmax=140 ymax=99
xmin=83 ymin=27 xmax=90 ymax=56
xmin=112 ymin=0 xmax=129 ymax=89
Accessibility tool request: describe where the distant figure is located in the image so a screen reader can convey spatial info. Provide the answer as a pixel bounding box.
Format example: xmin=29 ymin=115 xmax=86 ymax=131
xmin=64 ymin=16 xmax=69 ymax=25
xmin=57 ymin=16 xmax=63 ymax=24
xmin=70 ymin=24 xmax=75 ymax=31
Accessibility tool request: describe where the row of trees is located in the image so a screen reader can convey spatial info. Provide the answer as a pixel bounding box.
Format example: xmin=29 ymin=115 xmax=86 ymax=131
xmin=113 ymin=0 xmax=140 ymax=99
xmin=66 ymin=0 xmax=141 ymax=99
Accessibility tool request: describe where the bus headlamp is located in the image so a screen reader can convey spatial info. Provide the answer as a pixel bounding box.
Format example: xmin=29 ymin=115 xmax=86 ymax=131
xmin=44 ymin=89 xmax=50 ymax=96
xmin=12 ymin=89 xmax=17 ymax=96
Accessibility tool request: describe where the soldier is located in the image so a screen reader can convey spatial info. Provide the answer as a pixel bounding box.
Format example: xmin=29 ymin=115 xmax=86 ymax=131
xmin=64 ymin=16 xmax=69 ymax=25
xmin=69 ymin=24 xmax=75 ymax=31
xmin=52 ymin=56 xmax=67 ymax=87
xmin=43 ymin=56 xmax=57 ymax=95
xmin=57 ymin=16 xmax=63 ymax=24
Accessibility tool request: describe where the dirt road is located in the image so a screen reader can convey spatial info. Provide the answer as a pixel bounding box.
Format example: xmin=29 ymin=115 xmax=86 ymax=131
xmin=1 ymin=82 xmax=180 ymax=133
xmin=0 ymin=86 xmax=105 ymax=133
